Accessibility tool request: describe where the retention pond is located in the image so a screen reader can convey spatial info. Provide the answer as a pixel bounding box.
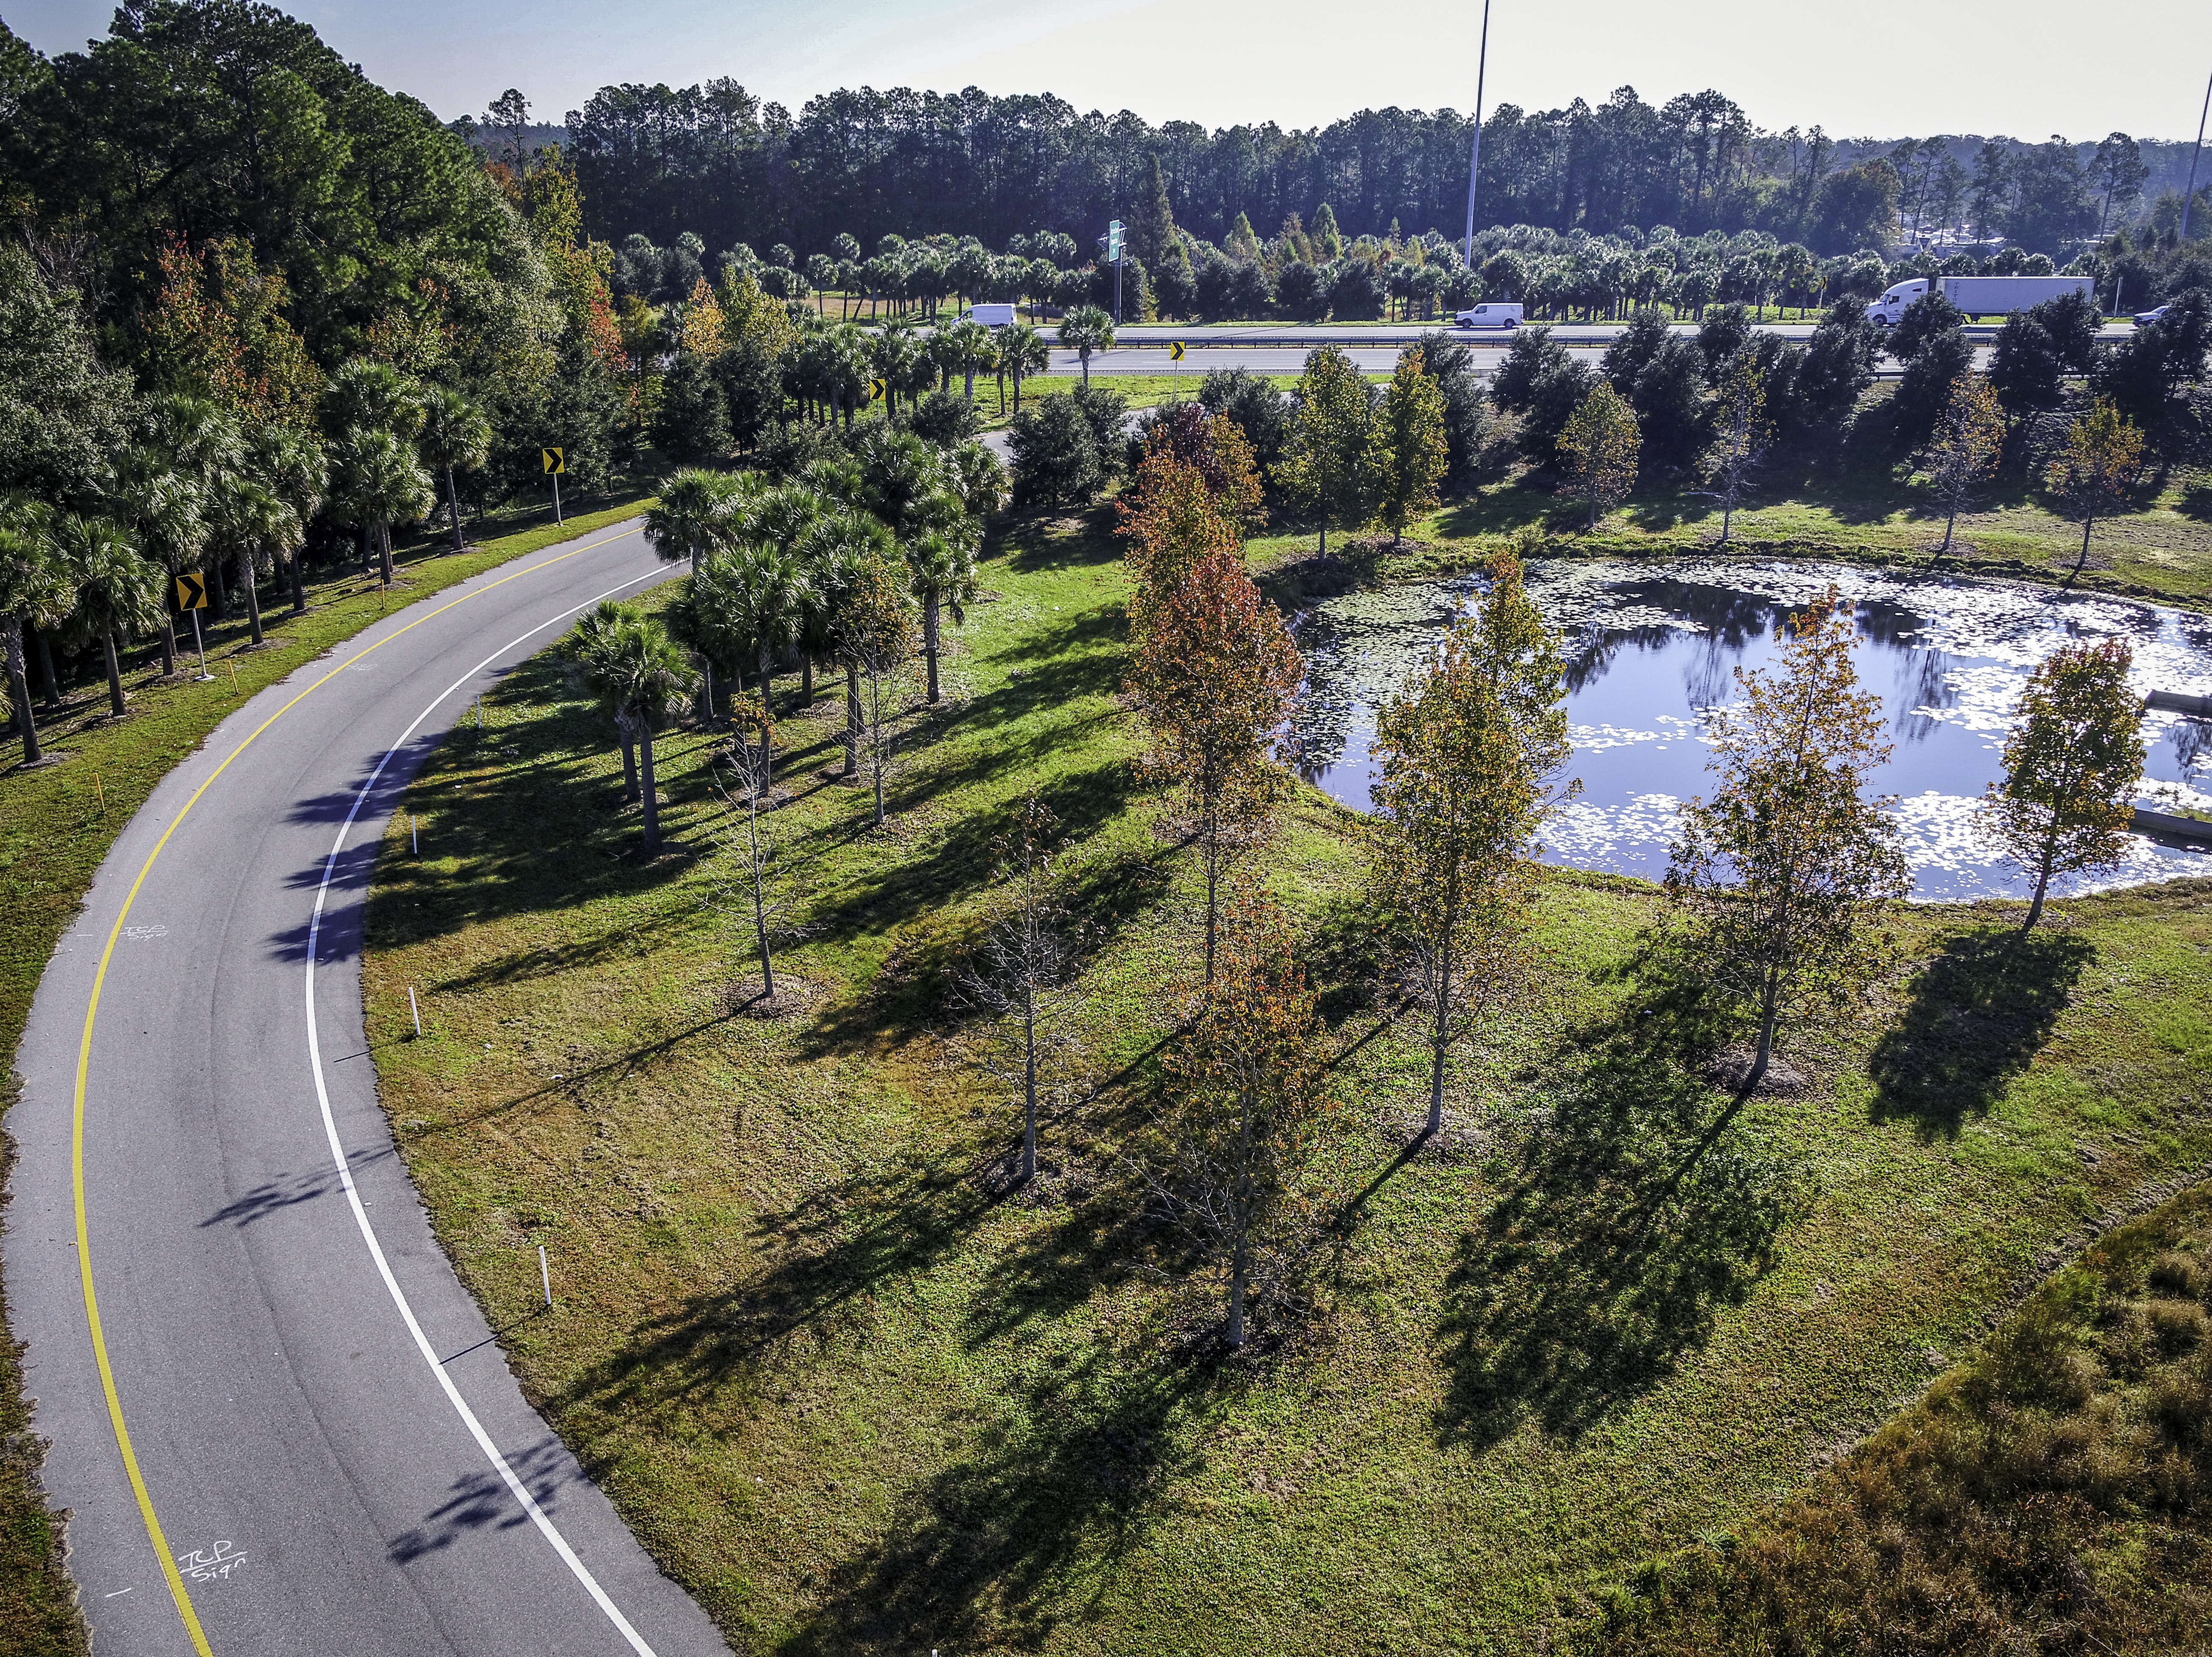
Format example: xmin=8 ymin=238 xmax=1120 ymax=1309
xmin=1293 ymin=558 xmax=2212 ymax=902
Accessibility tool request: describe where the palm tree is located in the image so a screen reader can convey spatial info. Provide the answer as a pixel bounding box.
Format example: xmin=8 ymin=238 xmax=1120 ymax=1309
xmin=1000 ymin=324 xmax=1051 ymax=413
xmin=796 ymin=509 xmax=896 ymax=777
xmin=903 ymin=526 xmax=981 ymax=704
xmin=334 ymin=427 xmax=434 ymax=585
xmin=1058 ymin=305 xmax=1114 ymax=385
xmin=324 ymin=360 xmax=424 ymax=442
xmin=96 ymin=444 xmax=205 ymax=675
xmin=54 ymin=515 xmax=165 ymax=718
xmin=210 ymin=472 xmax=294 ymax=647
xmin=416 ymin=388 xmax=491 ymax=553
xmin=945 ymin=318 xmax=995 ymax=402
xmin=717 ymin=542 xmax=815 ymax=782
xmin=560 ymin=601 xmax=646 ymax=802
xmin=143 ymin=394 xmax=244 ymax=617
xmin=0 ymin=499 xmax=73 ymax=762
xmin=644 ymin=469 xmax=740 ymax=574
xmin=873 ymin=321 xmax=924 ymax=417
xmin=248 ymin=426 xmax=328 ymax=615
xmin=559 ymin=606 xmax=698 ymax=855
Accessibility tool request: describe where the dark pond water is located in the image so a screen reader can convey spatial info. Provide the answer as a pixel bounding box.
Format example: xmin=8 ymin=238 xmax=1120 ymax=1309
xmin=1292 ymin=559 xmax=2212 ymax=901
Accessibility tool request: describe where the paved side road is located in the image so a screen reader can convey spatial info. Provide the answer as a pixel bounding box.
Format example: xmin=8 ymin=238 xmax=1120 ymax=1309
xmin=4 ymin=521 xmax=724 ymax=1656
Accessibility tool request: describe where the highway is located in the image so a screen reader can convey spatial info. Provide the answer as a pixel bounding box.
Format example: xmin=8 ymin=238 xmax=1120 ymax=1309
xmin=1039 ymin=318 xmax=2136 ymax=378
xmin=3 ymin=523 xmax=721 ymax=1656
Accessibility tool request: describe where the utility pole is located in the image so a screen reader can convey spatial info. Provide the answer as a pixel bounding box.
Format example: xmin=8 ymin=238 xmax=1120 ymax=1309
xmin=1461 ymin=0 xmax=1494 ymax=275
xmin=2182 ymin=64 xmax=2212 ymax=244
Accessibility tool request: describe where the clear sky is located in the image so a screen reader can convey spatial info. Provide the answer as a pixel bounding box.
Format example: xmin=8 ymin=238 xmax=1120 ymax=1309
xmin=8 ymin=0 xmax=2210 ymax=144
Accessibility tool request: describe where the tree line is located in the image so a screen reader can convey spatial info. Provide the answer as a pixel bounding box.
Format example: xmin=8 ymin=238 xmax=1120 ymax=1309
xmin=519 ymin=76 xmax=2212 ymax=261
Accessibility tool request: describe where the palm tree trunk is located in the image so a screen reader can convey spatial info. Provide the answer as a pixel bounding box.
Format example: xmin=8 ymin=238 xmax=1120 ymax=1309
xmin=446 ymin=467 xmax=465 ymax=553
xmin=844 ymin=661 xmax=861 ymax=778
xmin=801 ymin=657 xmax=813 ymax=702
xmin=33 ymin=625 xmax=61 ymax=712
xmin=6 ymin=621 xmax=41 ymax=764
xmin=289 ymin=548 xmax=306 ymax=615
xmin=209 ymin=555 xmax=230 ymax=620
xmin=379 ymin=523 xmax=396 ymax=586
xmin=238 ymin=546 xmax=264 ymax=645
xmin=101 ymin=625 xmax=126 ymax=718
xmin=618 ymin=731 xmax=639 ymax=802
xmin=159 ymin=604 xmax=177 ymax=676
xmin=639 ymin=731 xmax=661 ymax=854
xmin=924 ymin=593 xmax=942 ymax=703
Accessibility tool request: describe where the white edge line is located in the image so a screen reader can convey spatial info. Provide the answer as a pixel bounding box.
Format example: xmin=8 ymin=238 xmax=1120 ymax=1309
xmin=303 ymin=567 xmax=664 ymax=1656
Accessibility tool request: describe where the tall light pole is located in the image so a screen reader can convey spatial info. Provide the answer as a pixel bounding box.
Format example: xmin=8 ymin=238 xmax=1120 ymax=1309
xmin=2182 ymin=64 xmax=2212 ymax=243
xmin=1461 ymin=0 xmax=1494 ymax=275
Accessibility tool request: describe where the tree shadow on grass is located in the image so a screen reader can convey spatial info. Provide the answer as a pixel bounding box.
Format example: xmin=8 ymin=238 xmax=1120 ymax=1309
xmin=555 ymin=1150 xmax=996 ymax=1428
xmin=780 ymin=1333 xmax=1208 ymax=1655
xmin=1434 ymin=974 xmax=1798 ymax=1450
xmin=1866 ymin=926 xmax=2095 ymax=1139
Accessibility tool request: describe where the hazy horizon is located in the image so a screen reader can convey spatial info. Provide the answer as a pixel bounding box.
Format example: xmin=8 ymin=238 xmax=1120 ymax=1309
xmin=8 ymin=0 xmax=2209 ymax=148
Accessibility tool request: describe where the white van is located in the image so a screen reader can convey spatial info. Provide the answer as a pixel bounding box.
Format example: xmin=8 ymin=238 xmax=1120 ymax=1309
xmin=1454 ymin=302 xmax=1523 ymax=329
xmin=960 ymin=303 xmax=1018 ymax=327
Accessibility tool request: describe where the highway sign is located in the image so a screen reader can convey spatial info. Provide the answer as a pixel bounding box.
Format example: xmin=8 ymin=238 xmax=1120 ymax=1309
xmin=174 ymin=572 xmax=207 ymax=610
xmin=869 ymin=377 xmax=886 ymax=402
xmin=1100 ymin=219 xmax=1123 ymax=263
xmin=1169 ymin=341 xmax=1186 ymax=361
xmin=542 ymin=447 xmax=565 ymax=474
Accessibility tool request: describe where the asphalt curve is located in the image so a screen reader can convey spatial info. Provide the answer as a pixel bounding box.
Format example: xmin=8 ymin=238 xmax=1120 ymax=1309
xmin=3 ymin=521 xmax=725 ymax=1656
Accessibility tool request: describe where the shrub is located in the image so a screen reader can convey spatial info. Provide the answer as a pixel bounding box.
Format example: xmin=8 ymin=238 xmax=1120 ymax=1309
xmin=908 ymin=388 xmax=980 ymax=444
xmin=1007 ymin=394 xmax=1104 ymax=507
xmin=1198 ymin=367 xmax=1291 ymax=471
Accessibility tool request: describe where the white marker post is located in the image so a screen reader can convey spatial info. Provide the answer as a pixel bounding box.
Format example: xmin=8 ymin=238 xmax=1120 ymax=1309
xmin=407 ymin=987 xmax=422 ymax=1039
xmin=539 ymin=1245 xmax=552 ymax=1309
xmin=411 ymin=815 xmax=419 ymax=855
xmin=190 ymin=609 xmax=213 ymax=682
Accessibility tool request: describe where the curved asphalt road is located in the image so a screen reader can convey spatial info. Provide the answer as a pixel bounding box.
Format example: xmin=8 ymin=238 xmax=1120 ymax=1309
xmin=3 ymin=521 xmax=723 ymax=1656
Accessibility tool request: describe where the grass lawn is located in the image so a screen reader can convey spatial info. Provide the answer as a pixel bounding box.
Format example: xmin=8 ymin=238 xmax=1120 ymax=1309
xmin=0 ymin=487 xmax=654 ymax=1657
xmin=362 ymin=494 xmax=2212 ymax=1653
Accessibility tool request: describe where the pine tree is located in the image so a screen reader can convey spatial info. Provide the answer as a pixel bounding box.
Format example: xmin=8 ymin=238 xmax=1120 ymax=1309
xmin=1135 ymin=154 xmax=1179 ymax=270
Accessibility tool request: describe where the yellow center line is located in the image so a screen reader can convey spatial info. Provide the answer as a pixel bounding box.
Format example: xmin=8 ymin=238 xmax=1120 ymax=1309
xmin=69 ymin=525 xmax=639 ymax=1652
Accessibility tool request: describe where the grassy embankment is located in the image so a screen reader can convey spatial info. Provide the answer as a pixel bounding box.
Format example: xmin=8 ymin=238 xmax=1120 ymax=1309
xmin=363 ymin=483 xmax=2212 ymax=1653
xmin=0 ymin=491 xmax=651 ymax=1657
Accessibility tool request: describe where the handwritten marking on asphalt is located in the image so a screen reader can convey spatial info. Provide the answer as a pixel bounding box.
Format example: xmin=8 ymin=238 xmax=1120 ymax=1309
xmin=121 ymin=926 xmax=168 ymax=942
xmin=176 ymin=1541 xmax=246 ymax=1583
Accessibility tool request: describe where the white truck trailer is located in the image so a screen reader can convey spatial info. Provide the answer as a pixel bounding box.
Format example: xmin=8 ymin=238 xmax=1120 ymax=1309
xmin=1866 ymin=273 xmax=2093 ymax=325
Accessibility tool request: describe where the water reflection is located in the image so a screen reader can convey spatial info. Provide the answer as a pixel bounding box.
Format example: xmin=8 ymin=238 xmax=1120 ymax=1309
xmin=1294 ymin=559 xmax=2212 ymax=901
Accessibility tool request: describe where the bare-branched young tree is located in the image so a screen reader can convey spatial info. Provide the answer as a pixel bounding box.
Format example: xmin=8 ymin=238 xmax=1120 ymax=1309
xmin=1139 ymin=889 xmax=1335 ymax=1349
xmin=1370 ymin=549 xmax=1575 ymax=1142
xmin=955 ymin=794 xmax=1086 ymax=1184
xmin=710 ymin=691 xmax=798 ymax=1003
xmin=1698 ymin=348 xmax=1770 ymax=544
xmin=835 ymin=547 xmax=917 ymax=827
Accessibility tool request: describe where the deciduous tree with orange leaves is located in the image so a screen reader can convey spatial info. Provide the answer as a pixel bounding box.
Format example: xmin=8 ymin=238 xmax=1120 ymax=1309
xmin=1118 ymin=450 xmax=1245 ymax=649
xmin=1131 ymin=544 xmax=1303 ymax=980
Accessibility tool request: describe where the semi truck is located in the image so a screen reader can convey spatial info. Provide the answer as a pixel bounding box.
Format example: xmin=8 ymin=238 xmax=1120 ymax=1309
xmin=1866 ymin=273 xmax=2093 ymax=325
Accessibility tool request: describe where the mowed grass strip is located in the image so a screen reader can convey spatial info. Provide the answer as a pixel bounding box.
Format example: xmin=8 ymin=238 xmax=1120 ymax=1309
xmin=0 ymin=491 xmax=649 ymax=1657
xmin=364 ymin=501 xmax=2212 ymax=1653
